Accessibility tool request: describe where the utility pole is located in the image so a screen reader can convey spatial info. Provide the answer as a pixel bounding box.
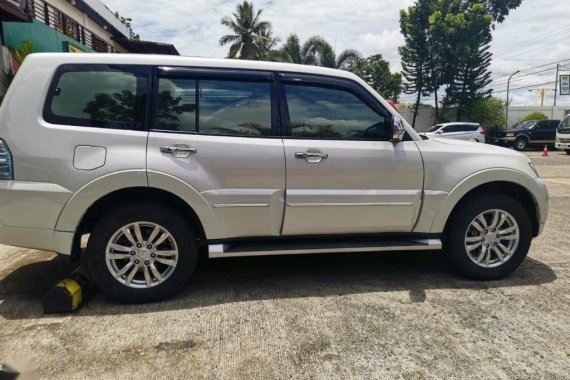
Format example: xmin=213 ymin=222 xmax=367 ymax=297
xmin=554 ymin=63 xmax=559 ymax=106
xmin=505 ymin=70 xmax=520 ymax=129
xmin=529 ymin=88 xmax=551 ymax=107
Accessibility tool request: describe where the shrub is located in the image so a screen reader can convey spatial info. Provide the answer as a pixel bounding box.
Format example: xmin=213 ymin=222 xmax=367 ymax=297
xmin=514 ymin=112 xmax=548 ymax=127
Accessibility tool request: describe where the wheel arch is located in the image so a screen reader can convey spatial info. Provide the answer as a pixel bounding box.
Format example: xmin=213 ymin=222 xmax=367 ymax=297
xmin=54 ymin=171 xmax=221 ymax=257
xmin=430 ymin=169 xmax=545 ymax=238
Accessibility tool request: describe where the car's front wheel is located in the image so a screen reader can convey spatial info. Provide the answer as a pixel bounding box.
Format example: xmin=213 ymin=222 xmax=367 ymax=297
xmin=87 ymin=203 xmax=198 ymax=303
xmin=565 ymin=149 xmax=570 ymax=155
xmin=444 ymin=194 xmax=532 ymax=280
xmin=514 ymin=137 xmax=528 ymax=151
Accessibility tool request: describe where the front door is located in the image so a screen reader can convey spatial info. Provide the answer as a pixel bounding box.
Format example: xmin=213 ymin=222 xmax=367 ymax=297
xmin=146 ymin=68 xmax=285 ymax=238
xmin=279 ymin=74 xmax=424 ymax=235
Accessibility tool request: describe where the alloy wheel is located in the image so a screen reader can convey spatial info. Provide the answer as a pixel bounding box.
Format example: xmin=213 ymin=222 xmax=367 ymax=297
xmin=105 ymin=222 xmax=179 ymax=288
xmin=464 ymin=209 xmax=520 ymax=268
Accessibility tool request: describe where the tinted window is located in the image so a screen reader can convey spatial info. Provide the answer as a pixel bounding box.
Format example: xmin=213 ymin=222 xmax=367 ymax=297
xmin=199 ymin=80 xmax=272 ymax=136
xmin=284 ymin=84 xmax=388 ymax=139
xmin=442 ymin=125 xmax=459 ymax=133
xmin=426 ymin=125 xmax=442 ymax=132
xmin=45 ymin=65 xmax=148 ymax=130
xmin=155 ymin=78 xmax=197 ymax=132
xmin=155 ymin=79 xmax=272 ymax=136
xmin=465 ymin=124 xmax=480 ymax=131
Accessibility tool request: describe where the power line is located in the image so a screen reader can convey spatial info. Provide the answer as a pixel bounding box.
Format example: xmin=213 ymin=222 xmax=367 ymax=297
xmin=493 ymin=81 xmax=557 ymax=94
xmin=488 ymin=58 xmax=570 ymax=82
xmin=491 ymin=67 xmax=559 ymax=87
xmin=492 ymin=24 xmax=570 ymax=58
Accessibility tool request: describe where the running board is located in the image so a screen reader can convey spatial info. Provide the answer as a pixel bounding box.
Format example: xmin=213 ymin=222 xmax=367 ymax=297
xmin=208 ymin=237 xmax=442 ymax=258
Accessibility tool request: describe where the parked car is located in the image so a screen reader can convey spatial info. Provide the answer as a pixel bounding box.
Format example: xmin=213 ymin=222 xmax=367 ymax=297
xmin=555 ymin=115 xmax=570 ymax=154
xmin=0 ymin=54 xmax=549 ymax=303
xmin=494 ymin=119 xmax=560 ymax=151
xmin=421 ymin=122 xmax=485 ymax=142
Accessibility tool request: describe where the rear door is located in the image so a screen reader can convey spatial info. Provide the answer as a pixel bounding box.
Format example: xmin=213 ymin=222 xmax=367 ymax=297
xmin=146 ymin=68 xmax=286 ymax=238
xmin=279 ymin=73 xmax=423 ymax=235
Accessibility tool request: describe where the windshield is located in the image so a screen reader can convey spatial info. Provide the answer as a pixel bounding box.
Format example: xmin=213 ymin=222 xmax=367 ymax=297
xmin=426 ymin=125 xmax=442 ymax=132
xmin=518 ymin=120 xmax=537 ymax=130
xmin=558 ymin=116 xmax=570 ymax=131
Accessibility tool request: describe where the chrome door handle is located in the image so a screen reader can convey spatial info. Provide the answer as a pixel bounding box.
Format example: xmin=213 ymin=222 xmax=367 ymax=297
xmin=295 ymin=149 xmax=328 ymax=163
xmin=160 ymin=144 xmax=197 ymax=158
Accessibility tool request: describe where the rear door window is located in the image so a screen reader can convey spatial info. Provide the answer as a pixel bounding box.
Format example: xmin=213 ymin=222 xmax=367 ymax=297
xmin=44 ymin=64 xmax=149 ymax=130
xmin=154 ymin=77 xmax=273 ymax=137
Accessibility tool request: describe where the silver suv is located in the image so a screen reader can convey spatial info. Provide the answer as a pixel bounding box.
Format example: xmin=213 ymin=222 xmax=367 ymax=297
xmin=0 ymin=54 xmax=548 ymax=303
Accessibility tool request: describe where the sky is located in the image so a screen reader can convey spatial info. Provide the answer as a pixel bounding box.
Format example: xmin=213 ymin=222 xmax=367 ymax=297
xmin=103 ymin=0 xmax=570 ymax=106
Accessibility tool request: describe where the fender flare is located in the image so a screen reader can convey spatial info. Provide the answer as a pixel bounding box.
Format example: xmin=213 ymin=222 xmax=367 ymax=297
xmin=429 ymin=168 xmax=547 ymax=233
xmin=55 ymin=170 xmax=221 ymax=239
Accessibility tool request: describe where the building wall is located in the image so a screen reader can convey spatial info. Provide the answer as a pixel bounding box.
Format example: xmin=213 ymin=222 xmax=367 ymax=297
xmin=2 ymin=19 xmax=94 ymax=52
xmin=505 ymin=106 xmax=570 ymax=127
xmin=43 ymin=0 xmax=116 ymax=48
xmin=401 ymin=105 xmax=570 ymax=132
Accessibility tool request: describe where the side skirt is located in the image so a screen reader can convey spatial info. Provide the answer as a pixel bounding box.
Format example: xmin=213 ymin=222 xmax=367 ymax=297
xmin=207 ymin=234 xmax=442 ymax=258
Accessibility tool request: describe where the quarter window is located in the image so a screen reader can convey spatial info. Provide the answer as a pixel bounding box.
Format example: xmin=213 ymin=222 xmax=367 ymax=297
xmin=154 ymin=78 xmax=272 ymax=136
xmin=284 ymin=84 xmax=388 ymax=139
xmin=44 ymin=65 xmax=148 ymax=130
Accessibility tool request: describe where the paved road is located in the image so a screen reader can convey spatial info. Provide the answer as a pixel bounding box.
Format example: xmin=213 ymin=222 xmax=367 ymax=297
xmin=0 ymin=151 xmax=569 ymax=379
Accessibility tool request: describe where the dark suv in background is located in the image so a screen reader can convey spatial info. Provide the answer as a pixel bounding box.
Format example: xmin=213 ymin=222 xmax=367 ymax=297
xmin=494 ymin=119 xmax=560 ymax=151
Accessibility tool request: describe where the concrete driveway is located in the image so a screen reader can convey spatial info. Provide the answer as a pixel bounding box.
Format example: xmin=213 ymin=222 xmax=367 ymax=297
xmin=0 ymin=151 xmax=569 ymax=379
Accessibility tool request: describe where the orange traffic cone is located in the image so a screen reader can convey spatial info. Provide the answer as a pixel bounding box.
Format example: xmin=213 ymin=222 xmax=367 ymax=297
xmin=542 ymin=145 xmax=549 ymax=157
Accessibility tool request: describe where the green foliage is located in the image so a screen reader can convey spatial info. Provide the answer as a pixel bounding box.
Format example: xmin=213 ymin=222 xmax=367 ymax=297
xmin=310 ymin=37 xmax=361 ymax=69
xmin=1 ymin=40 xmax=34 ymax=96
xmin=267 ymin=34 xmax=361 ymax=69
xmin=514 ymin=112 xmax=548 ymax=126
xmin=351 ymin=54 xmax=402 ymax=101
xmin=219 ymin=1 xmax=276 ymax=60
xmin=399 ymin=0 xmax=436 ymax=127
xmin=465 ymin=96 xmax=505 ymax=127
xmin=399 ymin=0 xmax=522 ymax=123
xmin=267 ymin=34 xmax=318 ymax=64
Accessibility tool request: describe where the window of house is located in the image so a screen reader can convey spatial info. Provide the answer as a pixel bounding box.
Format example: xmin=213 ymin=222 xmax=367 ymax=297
xmin=44 ymin=65 xmax=148 ymax=130
xmin=284 ymin=84 xmax=388 ymax=139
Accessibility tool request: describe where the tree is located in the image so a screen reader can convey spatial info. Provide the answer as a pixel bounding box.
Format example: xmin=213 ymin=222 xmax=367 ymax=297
xmin=311 ymin=37 xmax=362 ymax=69
xmin=465 ymin=96 xmax=505 ymax=127
xmin=219 ymin=1 xmax=275 ymax=60
xmin=267 ymin=34 xmax=319 ymax=65
xmin=399 ymin=0 xmax=522 ymax=124
xmin=351 ymin=54 xmax=402 ymax=101
xmin=430 ymin=2 xmax=493 ymax=120
xmin=399 ymin=1 xmax=434 ymax=127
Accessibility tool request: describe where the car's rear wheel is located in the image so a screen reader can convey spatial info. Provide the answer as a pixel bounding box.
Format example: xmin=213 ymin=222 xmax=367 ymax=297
xmin=514 ymin=137 xmax=528 ymax=151
xmin=444 ymin=194 xmax=532 ymax=280
xmin=87 ymin=203 xmax=198 ymax=303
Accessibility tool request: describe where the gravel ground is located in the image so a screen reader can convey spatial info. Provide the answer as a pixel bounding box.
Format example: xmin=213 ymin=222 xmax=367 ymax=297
xmin=0 ymin=150 xmax=569 ymax=379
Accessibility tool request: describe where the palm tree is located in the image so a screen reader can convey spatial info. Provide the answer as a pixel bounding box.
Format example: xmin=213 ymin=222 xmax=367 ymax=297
xmin=311 ymin=37 xmax=362 ymax=69
xmin=267 ymin=34 xmax=320 ymax=65
xmin=219 ymin=1 xmax=275 ymax=60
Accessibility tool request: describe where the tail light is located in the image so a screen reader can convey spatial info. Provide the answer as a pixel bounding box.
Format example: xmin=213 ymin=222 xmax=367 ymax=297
xmin=0 ymin=139 xmax=14 ymax=180
xmin=480 ymin=130 xmax=486 ymax=135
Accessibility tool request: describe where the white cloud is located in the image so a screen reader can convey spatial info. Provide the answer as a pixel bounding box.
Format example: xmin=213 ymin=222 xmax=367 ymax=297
xmin=103 ymin=0 xmax=570 ymax=106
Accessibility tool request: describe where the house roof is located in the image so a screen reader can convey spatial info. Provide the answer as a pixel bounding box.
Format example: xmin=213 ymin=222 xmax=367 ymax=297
xmin=113 ymin=38 xmax=180 ymax=55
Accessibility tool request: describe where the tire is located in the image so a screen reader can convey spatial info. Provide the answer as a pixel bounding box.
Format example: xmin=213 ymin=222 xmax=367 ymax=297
xmin=444 ymin=194 xmax=532 ymax=280
xmin=565 ymin=149 xmax=570 ymax=155
xmin=87 ymin=203 xmax=198 ymax=303
xmin=514 ymin=137 xmax=528 ymax=151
